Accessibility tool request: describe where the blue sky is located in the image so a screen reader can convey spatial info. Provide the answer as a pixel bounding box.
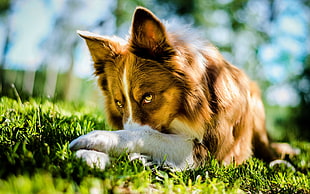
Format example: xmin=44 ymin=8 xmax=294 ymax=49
xmin=4 ymin=0 xmax=54 ymax=70
xmin=259 ymin=0 xmax=309 ymax=84
xmin=1 ymin=0 xmax=115 ymax=75
xmin=257 ymin=0 xmax=309 ymax=106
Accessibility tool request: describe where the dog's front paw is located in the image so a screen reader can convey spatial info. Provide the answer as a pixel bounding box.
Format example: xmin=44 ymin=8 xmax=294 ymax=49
xmin=128 ymin=153 xmax=154 ymax=166
xmin=69 ymin=130 xmax=119 ymax=153
xmin=75 ymin=149 xmax=110 ymax=170
xmin=269 ymin=159 xmax=296 ymax=171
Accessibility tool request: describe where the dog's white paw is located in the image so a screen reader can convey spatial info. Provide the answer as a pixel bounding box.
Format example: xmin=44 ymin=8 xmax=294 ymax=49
xmin=128 ymin=153 xmax=154 ymax=166
xmin=75 ymin=149 xmax=110 ymax=170
xmin=269 ymin=159 xmax=296 ymax=171
xmin=69 ymin=130 xmax=119 ymax=153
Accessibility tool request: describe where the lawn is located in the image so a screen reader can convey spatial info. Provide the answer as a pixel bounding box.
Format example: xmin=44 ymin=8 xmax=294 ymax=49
xmin=0 ymin=97 xmax=309 ymax=193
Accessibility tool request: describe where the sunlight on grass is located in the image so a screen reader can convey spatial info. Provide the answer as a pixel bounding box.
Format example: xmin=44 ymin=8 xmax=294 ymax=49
xmin=0 ymin=97 xmax=309 ymax=193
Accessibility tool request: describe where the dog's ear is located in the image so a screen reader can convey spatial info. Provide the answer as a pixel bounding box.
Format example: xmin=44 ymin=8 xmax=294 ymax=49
xmin=77 ymin=30 xmax=123 ymax=75
xmin=129 ymin=7 xmax=174 ymax=60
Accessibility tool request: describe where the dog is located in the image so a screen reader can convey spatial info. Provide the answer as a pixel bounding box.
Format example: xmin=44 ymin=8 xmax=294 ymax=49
xmin=69 ymin=7 xmax=297 ymax=170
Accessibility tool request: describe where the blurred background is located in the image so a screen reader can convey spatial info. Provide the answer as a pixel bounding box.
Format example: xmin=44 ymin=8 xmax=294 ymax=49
xmin=0 ymin=0 xmax=309 ymax=141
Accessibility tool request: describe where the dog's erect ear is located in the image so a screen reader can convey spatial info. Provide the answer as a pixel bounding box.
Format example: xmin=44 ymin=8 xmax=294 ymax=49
xmin=77 ymin=30 xmax=123 ymax=75
xmin=129 ymin=7 xmax=174 ymax=60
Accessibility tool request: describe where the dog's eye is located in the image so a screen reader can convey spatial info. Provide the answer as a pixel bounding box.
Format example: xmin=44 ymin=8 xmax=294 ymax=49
xmin=115 ymin=100 xmax=123 ymax=108
xmin=143 ymin=93 xmax=153 ymax=104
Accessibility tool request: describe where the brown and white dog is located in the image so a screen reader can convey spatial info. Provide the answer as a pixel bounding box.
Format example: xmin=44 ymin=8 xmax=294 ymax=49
xmin=69 ymin=7 xmax=296 ymax=170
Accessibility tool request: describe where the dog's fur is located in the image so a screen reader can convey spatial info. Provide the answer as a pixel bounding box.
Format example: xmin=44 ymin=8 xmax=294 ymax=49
xmin=70 ymin=7 xmax=296 ymax=169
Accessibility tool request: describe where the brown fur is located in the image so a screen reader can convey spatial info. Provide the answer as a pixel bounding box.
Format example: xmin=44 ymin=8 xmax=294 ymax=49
xmin=78 ymin=7 xmax=294 ymax=165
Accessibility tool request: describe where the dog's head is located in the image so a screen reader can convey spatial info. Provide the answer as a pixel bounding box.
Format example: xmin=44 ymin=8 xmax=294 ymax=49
xmin=78 ymin=7 xmax=213 ymax=138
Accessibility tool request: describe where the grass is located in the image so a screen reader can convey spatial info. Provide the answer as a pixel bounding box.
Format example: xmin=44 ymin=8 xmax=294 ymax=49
xmin=0 ymin=96 xmax=310 ymax=193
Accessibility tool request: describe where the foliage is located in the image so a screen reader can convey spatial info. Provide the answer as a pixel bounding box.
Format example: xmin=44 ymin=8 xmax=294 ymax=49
xmin=0 ymin=0 xmax=10 ymax=14
xmin=290 ymin=54 xmax=310 ymax=140
xmin=1 ymin=69 xmax=99 ymax=102
xmin=0 ymin=97 xmax=309 ymax=193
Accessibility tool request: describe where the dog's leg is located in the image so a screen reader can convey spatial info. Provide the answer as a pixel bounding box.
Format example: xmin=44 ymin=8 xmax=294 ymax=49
xmin=69 ymin=125 xmax=194 ymax=170
xmin=75 ymin=149 xmax=110 ymax=169
xmin=249 ymin=83 xmax=299 ymax=163
xmin=246 ymin=82 xmax=277 ymax=162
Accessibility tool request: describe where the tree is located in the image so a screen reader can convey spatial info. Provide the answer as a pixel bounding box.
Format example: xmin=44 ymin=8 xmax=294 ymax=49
xmin=0 ymin=0 xmax=11 ymax=97
xmin=291 ymin=55 xmax=310 ymax=140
